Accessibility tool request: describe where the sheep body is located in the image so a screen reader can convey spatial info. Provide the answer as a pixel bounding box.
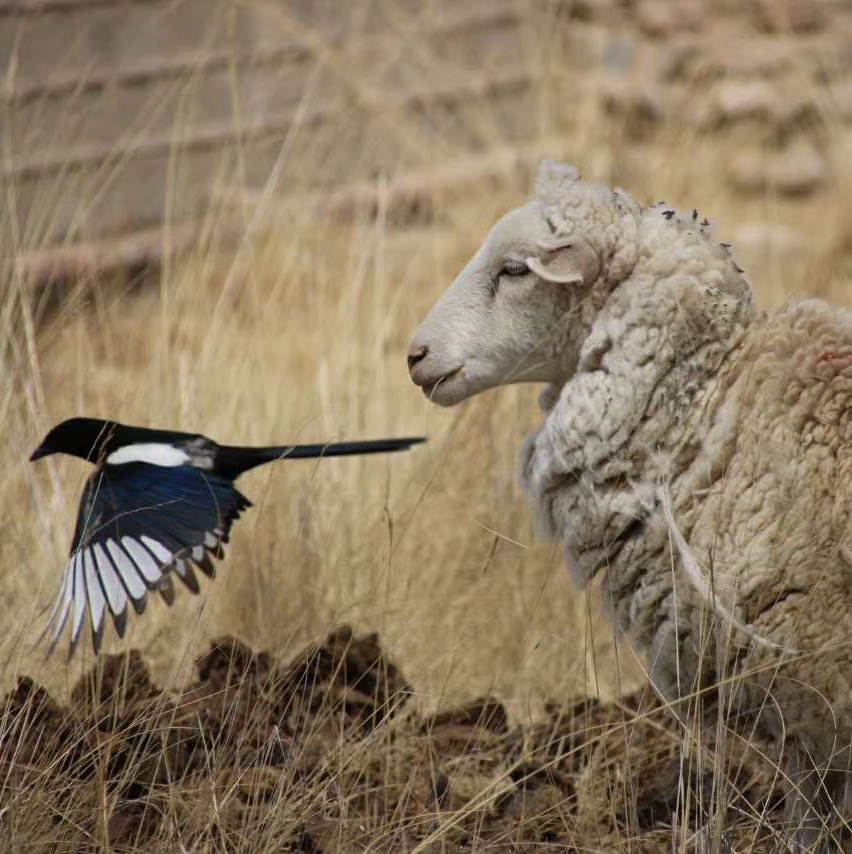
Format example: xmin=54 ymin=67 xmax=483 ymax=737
xmin=408 ymin=163 xmax=852 ymax=837
xmin=526 ymin=290 xmax=852 ymax=744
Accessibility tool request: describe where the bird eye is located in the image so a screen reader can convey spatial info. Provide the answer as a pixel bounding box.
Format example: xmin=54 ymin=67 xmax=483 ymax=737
xmin=501 ymin=259 xmax=529 ymax=277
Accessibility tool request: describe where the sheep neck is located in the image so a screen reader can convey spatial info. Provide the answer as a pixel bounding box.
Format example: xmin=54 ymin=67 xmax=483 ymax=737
xmin=524 ymin=213 xmax=756 ymax=608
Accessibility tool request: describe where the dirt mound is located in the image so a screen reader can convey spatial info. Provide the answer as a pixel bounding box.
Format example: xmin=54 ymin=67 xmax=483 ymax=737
xmin=0 ymin=628 xmax=789 ymax=851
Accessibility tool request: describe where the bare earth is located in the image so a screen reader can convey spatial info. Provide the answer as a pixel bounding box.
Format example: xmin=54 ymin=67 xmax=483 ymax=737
xmin=2 ymin=622 xmax=794 ymax=852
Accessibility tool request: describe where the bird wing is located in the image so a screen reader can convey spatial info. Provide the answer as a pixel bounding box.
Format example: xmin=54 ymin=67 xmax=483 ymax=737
xmin=46 ymin=463 xmax=251 ymax=656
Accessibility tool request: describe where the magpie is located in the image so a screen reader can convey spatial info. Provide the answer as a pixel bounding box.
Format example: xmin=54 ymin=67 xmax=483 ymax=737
xmin=31 ymin=417 xmax=425 ymax=657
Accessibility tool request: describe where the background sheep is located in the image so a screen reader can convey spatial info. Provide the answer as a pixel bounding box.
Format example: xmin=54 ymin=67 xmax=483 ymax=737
xmin=409 ymin=161 xmax=852 ymax=844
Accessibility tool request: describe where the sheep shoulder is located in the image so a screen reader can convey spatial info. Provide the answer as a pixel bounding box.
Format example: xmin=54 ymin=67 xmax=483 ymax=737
xmin=521 ymin=202 xmax=754 ymax=589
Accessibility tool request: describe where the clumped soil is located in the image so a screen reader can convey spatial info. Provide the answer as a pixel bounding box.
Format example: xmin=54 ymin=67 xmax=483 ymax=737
xmin=0 ymin=627 xmax=794 ymax=851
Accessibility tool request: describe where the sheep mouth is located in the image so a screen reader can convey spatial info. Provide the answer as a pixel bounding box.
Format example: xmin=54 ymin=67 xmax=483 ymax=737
xmin=420 ymin=367 xmax=465 ymax=405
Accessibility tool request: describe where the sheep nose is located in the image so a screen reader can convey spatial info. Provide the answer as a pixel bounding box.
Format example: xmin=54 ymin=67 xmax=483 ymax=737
xmin=407 ymin=344 xmax=428 ymax=371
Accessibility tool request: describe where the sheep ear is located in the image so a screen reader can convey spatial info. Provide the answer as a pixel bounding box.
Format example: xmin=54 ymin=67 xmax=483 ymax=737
xmin=527 ymin=238 xmax=598 ymax=285
xmin=527 ymin=256 xmax=584 ymax=284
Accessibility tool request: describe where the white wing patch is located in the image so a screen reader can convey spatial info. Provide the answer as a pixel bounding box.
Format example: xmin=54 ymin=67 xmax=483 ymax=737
xmin=106 ymin=443 xmax=190 ymax=467
xmin=122 ymin=537 xmax=163 ymax=583
xmin=141 ymin=536 xmax=172 ymax=564
xmin=47 ymin=555 xmax=75 ymax=645
xmin=92 ymin=542 xmax=127 ymax=616
xmin=83 ymin=548 xmax=106 ymax=637
xmin=70 ymin=554 xmax=87 ymax=648
xmin=46 ymin=528 xmax=229 ymax=655
xmin=106 ymin=539 xmax=147 ymax=601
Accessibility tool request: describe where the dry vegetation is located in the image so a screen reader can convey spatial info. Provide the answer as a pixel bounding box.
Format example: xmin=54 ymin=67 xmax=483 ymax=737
xmin=2 ymin=0 xmax=852 ymax=849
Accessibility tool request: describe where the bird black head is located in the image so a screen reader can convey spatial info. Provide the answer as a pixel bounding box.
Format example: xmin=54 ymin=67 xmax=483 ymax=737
xmin=31 ymin=418 xmax=119 ymax=463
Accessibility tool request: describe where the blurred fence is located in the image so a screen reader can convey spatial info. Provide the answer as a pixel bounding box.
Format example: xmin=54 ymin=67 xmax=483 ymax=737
xmin=1 ymin=0 xmax=548 ymax=279
xmin=2 ymin=0 xmax=851 ymax=284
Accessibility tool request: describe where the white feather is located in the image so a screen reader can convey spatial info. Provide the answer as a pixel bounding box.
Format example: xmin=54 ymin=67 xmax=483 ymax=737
xmin=49 ymin=556 xmax=76 ymax=643
xmin=106 ymin=538 xmax=147 ymax=600
xmin=204 ymin=532 xmax=218 ymax=548
xmin=92 ymin=542 xmax=127 ymax=616
xmin=141 ymin=535 xmax=172 ymax=564
xmin=191 ymin=546 xmax=205 ymax=562
xmin=70 ymin=552 xmax=87 ymax=645
xmin=122 ymin=537 xmax=162 ymax=583
xmin=83 ymin=547 xmax=106 ymax=633
xmin=174 ymin=558 xmax=188 ymax=578
xmin=106 ymin=443 xmax=190 ymax=467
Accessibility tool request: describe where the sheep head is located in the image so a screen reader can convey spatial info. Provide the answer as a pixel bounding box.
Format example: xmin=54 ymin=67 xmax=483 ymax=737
xmin=408 ymin=162 xmax=641 ymax=406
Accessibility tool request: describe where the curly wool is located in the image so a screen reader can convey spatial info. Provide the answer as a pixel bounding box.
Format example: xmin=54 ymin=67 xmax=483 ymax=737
xmin=522 ymin=182 xmax=852 ymax=823
xmin=536 ymin=159 xmax=642 ymax=285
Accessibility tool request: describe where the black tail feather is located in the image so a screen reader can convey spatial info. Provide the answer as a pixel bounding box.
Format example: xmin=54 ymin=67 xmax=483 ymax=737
xmin=217 ymin=436 xmax=425 ymax=478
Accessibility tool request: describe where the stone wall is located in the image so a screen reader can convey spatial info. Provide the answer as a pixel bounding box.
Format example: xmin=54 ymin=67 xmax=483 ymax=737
xmin=2 ymin=0 xmax=851 ymax=277
xmin=0 ymin=0 xmax=529 ymax=258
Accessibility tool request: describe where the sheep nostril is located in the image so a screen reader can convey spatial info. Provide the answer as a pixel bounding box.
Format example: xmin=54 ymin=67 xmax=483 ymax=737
xmin=407 ymin=345 xmax=428 ymax=371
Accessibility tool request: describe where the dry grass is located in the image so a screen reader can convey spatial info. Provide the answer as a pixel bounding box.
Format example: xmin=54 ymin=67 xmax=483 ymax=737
xmin=1 ymin=0 xmax=852 ymax=849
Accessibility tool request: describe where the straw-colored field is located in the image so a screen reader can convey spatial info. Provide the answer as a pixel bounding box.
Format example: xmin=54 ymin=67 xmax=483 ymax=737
xmin=2 ymin=0 xmax=852 ymax=849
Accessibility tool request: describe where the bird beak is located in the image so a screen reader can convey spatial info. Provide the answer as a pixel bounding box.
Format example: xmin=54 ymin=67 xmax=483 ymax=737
xmin=30 ymin=445 xmax=51 ymax=461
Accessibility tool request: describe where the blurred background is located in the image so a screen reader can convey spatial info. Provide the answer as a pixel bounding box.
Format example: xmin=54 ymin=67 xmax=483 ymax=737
xmin=1 ymin=0 xmax=851 ymax=717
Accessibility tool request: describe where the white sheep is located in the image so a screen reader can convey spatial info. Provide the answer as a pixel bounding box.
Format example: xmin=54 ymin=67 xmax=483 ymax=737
xmin=408 ymin=161 xmax=852 ymax=846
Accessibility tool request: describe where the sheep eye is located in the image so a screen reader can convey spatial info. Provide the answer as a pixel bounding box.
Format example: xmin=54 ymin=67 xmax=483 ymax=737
xmin=501 ymin=259 xmax=529 ymax=277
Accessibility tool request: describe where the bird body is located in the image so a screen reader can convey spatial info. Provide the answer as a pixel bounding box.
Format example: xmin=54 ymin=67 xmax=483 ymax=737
xmin=31 ymin=418 xmax=425 ymax=656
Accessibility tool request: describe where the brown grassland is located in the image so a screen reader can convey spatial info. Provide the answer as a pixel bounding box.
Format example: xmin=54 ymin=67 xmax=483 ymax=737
xmin=2 ymin=0 xmax=852 ymax=850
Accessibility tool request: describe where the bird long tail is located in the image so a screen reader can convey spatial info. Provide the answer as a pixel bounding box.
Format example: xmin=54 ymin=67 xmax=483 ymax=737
xmin=216 ymin=436 xmax=425 ymax=477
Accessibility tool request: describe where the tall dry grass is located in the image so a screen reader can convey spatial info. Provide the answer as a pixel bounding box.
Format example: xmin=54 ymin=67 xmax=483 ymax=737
xmin=2 ymin=2 xmax=852 ymax=850
xmin=2 ymin=179 xmax=639 ymax=717
xmin=1 ymin=0 xmax=851 ymax=733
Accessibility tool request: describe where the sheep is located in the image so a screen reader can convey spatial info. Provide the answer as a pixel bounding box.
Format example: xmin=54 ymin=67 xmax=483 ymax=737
xmin=408 ymin=161 xmax=852 ymax=845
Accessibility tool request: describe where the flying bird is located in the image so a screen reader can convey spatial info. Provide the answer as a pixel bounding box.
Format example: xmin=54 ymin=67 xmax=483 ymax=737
xmin=31 ymin=417 xmax=425 ymax=656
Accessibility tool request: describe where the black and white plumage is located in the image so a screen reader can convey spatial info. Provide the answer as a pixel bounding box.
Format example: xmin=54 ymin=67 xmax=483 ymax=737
xmin=31 ymin=417 xmax=425 ymax=657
